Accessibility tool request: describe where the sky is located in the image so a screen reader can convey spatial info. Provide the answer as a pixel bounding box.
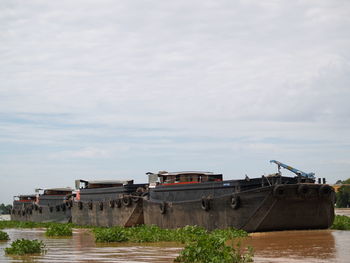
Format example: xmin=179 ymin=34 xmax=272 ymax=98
xmin=1 ymin=0 xmax=350 ymax=204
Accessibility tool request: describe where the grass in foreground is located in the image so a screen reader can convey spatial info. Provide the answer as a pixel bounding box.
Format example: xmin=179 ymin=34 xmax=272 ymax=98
xmin=331 ymin=215 xmax=350 ymax=230
xmin=0 ymin=230 xmax=9 ymax=241
xmin=45 ymin=224 xmax=72 ymax=237
xmin=5 ymin=239 xmax=45 ymax=255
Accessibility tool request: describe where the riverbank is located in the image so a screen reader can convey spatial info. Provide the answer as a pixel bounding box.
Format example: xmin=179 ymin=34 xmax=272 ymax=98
xmin=0 ymin=215 xmax=10 ymax=221
xmin=335 ymin=208 xmax=350 ymax=217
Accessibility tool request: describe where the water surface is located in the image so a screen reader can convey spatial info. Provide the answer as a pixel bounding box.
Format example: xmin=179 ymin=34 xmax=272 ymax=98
xmin=247 ymin=230 xmax=350 ymax=263
xmin=0 ymin=229 xmax=181 ymax=263
xmin=1 ymin=228 xmax=349 ymax=262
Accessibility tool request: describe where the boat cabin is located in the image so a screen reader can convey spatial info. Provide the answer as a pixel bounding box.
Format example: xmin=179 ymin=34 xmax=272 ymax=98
xmin=13 ymin=195 xmax=37 ymax=203
xmin=41 ymin=188 xmax=73 ymax=196
xmin=74 ymin=179 xmax=145 ymax=201
xmin=75 ymin=179 xmax=134 ymax=189
xmin=147 ymin=171 xmax=223 ymax=187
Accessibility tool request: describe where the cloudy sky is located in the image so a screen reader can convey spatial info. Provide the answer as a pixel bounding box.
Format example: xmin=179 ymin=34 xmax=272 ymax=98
xmin=1 ymin=0 xmax=350 ymax=204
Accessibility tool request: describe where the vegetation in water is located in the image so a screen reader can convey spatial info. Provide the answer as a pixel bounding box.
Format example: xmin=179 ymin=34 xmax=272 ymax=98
xmin=331 ymin=215 xmax=350 ymax=230
xmin=175 ymin=235 xmax=253 ymax=263
xmin=335 ymin=178 xmax=350 ymax=208
xmin=0 ymin=220 xmax=91 ymax=230
xmin=0 ymin=220 xmax=52 ymax=229
xmin=93 ymin=225 xmax=248 ymax=244
xmin=1 ymin=221 xmax=253 ymax=262
xmin=45 ymin=224 xmax=73 ymax=237
xmin=93 ymin=227 xmax=128 ymax=242
xmin=4 ymin=239 xmax=45 ymax=255
xmin=92 ymin=225 xmax=252 ymax=263
xmin=0 ymin=230 xmax=9 ymax=241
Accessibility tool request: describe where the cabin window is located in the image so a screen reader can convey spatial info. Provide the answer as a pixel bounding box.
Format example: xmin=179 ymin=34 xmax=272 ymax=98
xmin=179 ymin=175 xmax=190 ymax=182
xmin=164 ymin=175 xmax=175 ymax=184
xmin=18 ymin=196 xmax=36 ymax=201
xmin=191 ymin=175 xmax=199 ymax=182
xmin=44 ymin=190 xmax=71 ymax=195
xmin=208 ymin=175 xmax=223 ymax=182
xmin=88 ymin=183 xmax=123 ymax=189
xmin=201 ymin=175 xmax=208 ymax=182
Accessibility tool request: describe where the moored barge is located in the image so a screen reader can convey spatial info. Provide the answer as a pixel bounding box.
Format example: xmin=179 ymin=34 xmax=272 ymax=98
xmin=143 ymin=161 xmax=335 ymax=232
xmin=11 ymin=188 xmax=73 ymax=223
xmin=71 ymin=179 xmax=147 ymax=227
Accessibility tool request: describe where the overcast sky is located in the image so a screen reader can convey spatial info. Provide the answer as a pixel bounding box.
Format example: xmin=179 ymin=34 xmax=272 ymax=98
xmin=1 ymin=0 xmax=350 ymax=204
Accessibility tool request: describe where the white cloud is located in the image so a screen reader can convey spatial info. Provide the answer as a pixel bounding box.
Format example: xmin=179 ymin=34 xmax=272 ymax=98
xmin=49 ymin=147 xmax=111 ymax=159
xmin=1 ymin=0 xmax=350 ymax=203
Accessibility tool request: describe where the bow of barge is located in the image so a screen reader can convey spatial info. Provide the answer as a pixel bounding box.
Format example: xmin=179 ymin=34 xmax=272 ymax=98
xmin=143 ymin=168 xmax=335 ymax=232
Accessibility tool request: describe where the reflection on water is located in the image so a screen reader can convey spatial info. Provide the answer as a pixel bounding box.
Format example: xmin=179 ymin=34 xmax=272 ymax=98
xmin=0 ymin=228 xmax=350 ymax=263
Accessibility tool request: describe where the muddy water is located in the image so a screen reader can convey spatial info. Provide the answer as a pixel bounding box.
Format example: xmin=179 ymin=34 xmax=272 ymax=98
xmin=0 ymin=229 xmax=182 ymax=263
xmin=0 ymin=228 xmax=350 ymax=263
xmin=247 ymin=230 xmax=350 ymax=263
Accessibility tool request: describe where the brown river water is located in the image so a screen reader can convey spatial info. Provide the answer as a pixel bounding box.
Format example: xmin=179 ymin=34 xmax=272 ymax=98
xmin=1 ymin=228 xmax=349 ymax=263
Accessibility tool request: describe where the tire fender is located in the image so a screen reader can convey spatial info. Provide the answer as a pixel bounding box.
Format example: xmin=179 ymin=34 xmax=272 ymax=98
xmin=160 ymin=201 xmax=167 ymax=214
xmin=201 ymin=197 xmax=210 ymax=211
xmin=122 ymin=196 xmax=131 ymax=207
xmin=230 ymin=195 xmax=240 ymax=209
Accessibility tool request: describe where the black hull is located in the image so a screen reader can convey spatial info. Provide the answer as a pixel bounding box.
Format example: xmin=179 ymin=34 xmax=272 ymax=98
xmin=71 ymin=197 xmax=144 ymax=227
xmin=11 ymin=205 xmax=71 ymax=223
xmin=144 ymin=183 xmax=335 ymax=232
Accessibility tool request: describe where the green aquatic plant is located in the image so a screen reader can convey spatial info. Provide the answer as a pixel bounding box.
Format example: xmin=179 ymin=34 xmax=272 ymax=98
xmin=175 ymin=234 xmax=253 ymax=263
xmin=93 ymin=225 xmax=208 ymax=243
xmin=331 ymin=215 xmax=350 ymax=230
xmin=4 ymin=239 xmax=45 ymax=255
xmin=0 ymin=220 xmax=49 ymax=229
xmin=92 ymin=224 xmax=249 ymax=244
xmin=0 ymin=230 xmax=9 ymax=241
xmin=172 ymin=225 xmax=208 ymax=243
xmin=0 ymin=220 xmax=87 ymax=230
xmin=91 ymin=224 xmax=253 ymax=262
xmin=46 ymin=224 xmax=72 ymax=237
xmin=210 ymin=228 xmax=248 ymax=240
xmin=93 ymin=227 xmax=128 ymax=242
xmin=93 ymin=225 xmax=168 ymax=243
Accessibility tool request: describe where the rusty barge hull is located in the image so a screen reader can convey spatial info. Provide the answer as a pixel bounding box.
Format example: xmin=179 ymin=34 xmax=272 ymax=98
xmin=144 ymin=181 xmax=335 ymax=232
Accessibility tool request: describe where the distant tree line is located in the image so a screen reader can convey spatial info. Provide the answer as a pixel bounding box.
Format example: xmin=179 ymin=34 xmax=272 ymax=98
xmin=0 ymin=204 xmax=12 ymax=214
xmin=336 ymin=178 xmax=350 ymax=208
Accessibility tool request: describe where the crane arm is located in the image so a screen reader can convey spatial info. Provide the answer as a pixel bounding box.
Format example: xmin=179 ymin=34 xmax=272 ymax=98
xmin=270 ymin=160 xmax=315 ymax=179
